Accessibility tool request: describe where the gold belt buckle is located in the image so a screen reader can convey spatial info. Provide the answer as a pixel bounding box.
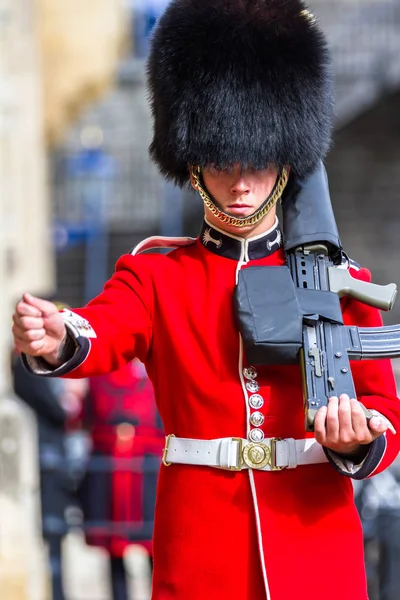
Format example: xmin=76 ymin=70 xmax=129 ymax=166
xmin=242 ymin=438 xmax=283 ymax=471
xmin=162 ymin=434 xmax=175 ymax=466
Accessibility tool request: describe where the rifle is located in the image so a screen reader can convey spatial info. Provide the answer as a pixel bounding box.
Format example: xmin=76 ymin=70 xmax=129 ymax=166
xmin=235 ymin=162 xmax=400 ymax=432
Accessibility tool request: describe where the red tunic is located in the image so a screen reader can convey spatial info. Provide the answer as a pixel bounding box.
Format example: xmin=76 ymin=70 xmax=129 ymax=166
xmin=28 ymin=221 xmax=400 ymax=600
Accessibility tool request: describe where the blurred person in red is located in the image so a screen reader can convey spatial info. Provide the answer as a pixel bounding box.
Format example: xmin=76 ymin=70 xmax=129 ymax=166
xmin=78 ymin=359 xmax=163 ymax=600
xmin=11 ymin=1 xmax=400 ymax=599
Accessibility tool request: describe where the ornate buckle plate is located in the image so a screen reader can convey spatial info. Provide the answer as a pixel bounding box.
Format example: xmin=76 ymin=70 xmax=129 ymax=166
xmin=242 ymin=439 xmax=283 ymax=470
xmin=243 ymin=442 xmax=271 ymax=469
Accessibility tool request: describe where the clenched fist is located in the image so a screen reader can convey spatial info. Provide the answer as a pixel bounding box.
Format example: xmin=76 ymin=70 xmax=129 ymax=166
xmin=314 ymin=394 xmax=390 ymax=457
xmin=12 ymin=293 xmax=67 ymax=366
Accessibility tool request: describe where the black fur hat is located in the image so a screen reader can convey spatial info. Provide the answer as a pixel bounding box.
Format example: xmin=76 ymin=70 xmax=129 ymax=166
xmin=148 ymin=0 xmax=334 ymax=187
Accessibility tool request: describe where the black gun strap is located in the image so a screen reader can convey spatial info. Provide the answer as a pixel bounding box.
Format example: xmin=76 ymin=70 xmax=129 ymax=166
xmin=281 ymin=162 xmax=343 ymax=263
xmin=235 ymin=265 xmax=344 ymax=365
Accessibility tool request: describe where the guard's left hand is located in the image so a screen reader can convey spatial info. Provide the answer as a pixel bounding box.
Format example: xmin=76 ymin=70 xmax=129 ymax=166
xmin=314 ymin=394 xmax=388 ymax=456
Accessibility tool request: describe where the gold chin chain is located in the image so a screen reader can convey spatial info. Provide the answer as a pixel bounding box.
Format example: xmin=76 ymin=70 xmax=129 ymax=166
xmin=191 ymin=166 xmax=289 ymax=228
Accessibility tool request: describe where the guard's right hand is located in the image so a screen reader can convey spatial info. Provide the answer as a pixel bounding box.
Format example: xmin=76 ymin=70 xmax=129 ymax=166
xmin=12 ymin=293 xmax=67 ymax=365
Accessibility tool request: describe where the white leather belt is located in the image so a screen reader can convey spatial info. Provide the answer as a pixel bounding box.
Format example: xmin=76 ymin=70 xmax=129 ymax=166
xmin=162 ymin=435 xmax=328 ymax=471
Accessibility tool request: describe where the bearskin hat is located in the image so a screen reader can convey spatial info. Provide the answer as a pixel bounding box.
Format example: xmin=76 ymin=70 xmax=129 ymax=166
xmin=147 ymin=0 xmax=334 ymax=187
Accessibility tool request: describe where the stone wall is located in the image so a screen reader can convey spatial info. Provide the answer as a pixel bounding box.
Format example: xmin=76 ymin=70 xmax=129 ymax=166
xmin=0 ymin=0 xmax=54 ymax=401
xmin=0 ymin=2 xmax=54 ymax=597
xmin=326 ymin=89 xmax=400 ymax=325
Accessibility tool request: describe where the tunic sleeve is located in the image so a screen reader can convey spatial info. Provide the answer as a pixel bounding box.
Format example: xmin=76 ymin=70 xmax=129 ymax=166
xmin=23 ymin=254 xmax=155 ymax=379
xmin=324 ymin=264 xmax=400 ymax=480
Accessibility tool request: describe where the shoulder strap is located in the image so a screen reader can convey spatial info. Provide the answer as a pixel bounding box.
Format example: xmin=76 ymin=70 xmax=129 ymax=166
xmin=131 ymin=235 xmax=197 ymax=256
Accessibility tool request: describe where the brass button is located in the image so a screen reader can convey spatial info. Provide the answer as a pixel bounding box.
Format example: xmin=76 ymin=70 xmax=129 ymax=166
xmin=243 ymin=366 xmax=258 ymax=380
xmin=246 ymin=380 xmax=260 ymax=394
xmin=249 ymin=394 xmax=264 ymax=409
xmin=250 ymin=412 xmax=265 ymax=427
xmin=249 ymin=428 xmax=265 ymax=443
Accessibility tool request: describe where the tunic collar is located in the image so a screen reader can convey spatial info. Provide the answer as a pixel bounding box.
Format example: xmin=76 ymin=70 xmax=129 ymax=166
xmin=199 ymin=217 xmax=283 ymax=261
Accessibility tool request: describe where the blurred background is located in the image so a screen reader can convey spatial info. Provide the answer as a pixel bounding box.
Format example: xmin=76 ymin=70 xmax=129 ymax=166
xmin=1 ymin=0 xmax=400 ymax=598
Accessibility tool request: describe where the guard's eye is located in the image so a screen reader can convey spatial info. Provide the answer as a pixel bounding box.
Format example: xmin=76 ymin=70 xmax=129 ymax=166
xmin=207 ymin=164 xmax=234 ymax=175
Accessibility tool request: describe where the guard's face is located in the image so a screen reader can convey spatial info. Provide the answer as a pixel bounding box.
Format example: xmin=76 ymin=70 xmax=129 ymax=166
xmin=198 ymin=163 xmax=279 ymax=235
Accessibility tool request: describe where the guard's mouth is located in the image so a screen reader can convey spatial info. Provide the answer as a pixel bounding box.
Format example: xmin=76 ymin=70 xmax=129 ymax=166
xmin=227 ymin=204 xmax=252 ymax=214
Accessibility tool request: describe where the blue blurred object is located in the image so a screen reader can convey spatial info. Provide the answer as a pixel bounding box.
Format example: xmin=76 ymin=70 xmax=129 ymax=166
xmin=131 ymin=0 xmax=170 ymax=58
xmin=54 ymin=133 xmax=117 ymax=303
